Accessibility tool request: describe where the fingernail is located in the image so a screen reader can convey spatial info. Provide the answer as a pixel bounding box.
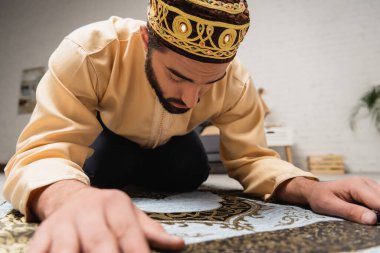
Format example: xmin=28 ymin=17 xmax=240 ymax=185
xmin=170 ymin=235 xmax=183 ymax=241
xmin=362 ymin=211 xmax=377 ymax=224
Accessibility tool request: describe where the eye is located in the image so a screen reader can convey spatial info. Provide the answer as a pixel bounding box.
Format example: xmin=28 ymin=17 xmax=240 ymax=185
xmin=169 ymin=74 xmax=183 ymax=83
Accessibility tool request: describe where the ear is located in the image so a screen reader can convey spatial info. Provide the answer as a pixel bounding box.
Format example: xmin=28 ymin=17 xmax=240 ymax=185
xmin=140 ymin=25 xmax=149 ymax=52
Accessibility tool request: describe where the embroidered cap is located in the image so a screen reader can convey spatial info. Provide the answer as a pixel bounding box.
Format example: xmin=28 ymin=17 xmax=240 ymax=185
xmin=147 ymin=0 xmax=250 ymax=63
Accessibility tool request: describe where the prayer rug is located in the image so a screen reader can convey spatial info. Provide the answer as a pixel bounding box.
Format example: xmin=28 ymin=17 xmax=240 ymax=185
xmin=1 ymin=189 xmax=380 ymax=253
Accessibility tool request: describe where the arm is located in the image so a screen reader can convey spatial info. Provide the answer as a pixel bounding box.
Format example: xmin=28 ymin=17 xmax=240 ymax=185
xmin=212 ymin=74 xmax=317 ymax=200
xmin=4 ymin=36 xmax=183 ymax=252
xmin=3 ymin=38 xmax=102 ymax=217
xmin=213 ymin=71 xmax=379 ymax=225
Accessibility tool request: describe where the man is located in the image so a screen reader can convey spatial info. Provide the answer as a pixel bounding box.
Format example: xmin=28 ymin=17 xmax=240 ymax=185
xmin=2 ymin=0 xmax=380 ymax=252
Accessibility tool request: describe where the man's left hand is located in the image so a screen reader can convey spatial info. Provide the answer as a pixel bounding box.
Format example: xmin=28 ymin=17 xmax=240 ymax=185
xmin=276 ymin=176 xmax=379 ymax=225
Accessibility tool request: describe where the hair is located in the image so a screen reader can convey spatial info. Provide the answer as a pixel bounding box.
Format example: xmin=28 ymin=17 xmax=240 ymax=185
xmin=147 ymin=0 xmax=250 ymax=63
xmin=147 ymin=26 xmax=167 ymax=53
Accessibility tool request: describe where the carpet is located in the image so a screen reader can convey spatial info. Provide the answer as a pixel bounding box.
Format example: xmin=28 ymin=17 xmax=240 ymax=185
xmin=1 ymin=188 xmax=380 ymax=253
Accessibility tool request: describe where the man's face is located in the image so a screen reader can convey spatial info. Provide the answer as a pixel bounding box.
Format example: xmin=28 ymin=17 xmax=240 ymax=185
xmin=145 ymin=46 xmax=229 ymax=114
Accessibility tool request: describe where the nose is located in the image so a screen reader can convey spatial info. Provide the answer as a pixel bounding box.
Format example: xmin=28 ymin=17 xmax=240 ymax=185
xmin=181 ymin=84 xmax=201 ymax=108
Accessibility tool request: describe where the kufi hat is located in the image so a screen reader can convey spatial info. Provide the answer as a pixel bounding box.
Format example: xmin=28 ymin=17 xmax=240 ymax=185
xmin=147 ymin=0 xmax=250 ymax=63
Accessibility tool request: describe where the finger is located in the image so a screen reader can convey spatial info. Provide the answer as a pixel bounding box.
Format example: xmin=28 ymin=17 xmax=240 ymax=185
xmin=361 ymin=177 xmax=379 ymax=186
xmin=362 ymin=177 xmax=380 ymax=197
xmin=105 ymin=193 xmax=150 ymax=253
xmin=75 ymin=208 xmax=119 ymax=253
xmin=50 ymin=221 xmax=80 ymax=253
xmin=134 ymin=206 xmax=185 ymax=250
xmin=362 ymin=178 xmax=380 ymax=214
xmin=316 ymin=195 xmax=377 ymax=225
xmin=26 ymin=223 xmax=51 ymax=253
xmin=348 ymin=178 xmax=380 ymax=211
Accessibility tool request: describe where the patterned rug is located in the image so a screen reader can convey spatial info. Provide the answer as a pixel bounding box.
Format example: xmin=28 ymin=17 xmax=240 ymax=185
xmin=1 ymin=189 xmax=380 ymax=253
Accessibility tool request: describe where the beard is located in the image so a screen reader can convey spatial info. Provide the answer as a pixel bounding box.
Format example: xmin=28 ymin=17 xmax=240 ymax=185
xmin=144 ymin=48 xmax=190 ymax=114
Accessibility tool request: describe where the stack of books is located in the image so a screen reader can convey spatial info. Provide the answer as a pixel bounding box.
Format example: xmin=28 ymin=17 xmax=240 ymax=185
xmin=308 ymin=155 xmax=345 ymax=174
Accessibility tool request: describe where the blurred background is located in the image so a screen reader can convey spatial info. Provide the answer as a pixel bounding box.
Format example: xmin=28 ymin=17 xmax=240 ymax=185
xmin=0 ymin=0 xmax=379 ymax=174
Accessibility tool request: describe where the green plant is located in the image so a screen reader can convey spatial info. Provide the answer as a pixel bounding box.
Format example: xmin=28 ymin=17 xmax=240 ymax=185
xmin=350 ymin=85 xmax=380 ymax=132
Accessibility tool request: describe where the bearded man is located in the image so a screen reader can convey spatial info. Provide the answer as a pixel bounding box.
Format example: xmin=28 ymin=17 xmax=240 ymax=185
xmin=3 ymin=0 xmax=380 ymax=252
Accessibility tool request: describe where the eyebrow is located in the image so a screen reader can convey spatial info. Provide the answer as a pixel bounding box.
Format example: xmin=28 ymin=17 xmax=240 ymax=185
xmin=167 ymin=67 xmax=227 ymax=84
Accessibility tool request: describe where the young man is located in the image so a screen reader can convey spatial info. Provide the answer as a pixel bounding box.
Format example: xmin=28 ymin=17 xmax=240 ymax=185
xmin=3 ymin=0 xmax=380 ymax=252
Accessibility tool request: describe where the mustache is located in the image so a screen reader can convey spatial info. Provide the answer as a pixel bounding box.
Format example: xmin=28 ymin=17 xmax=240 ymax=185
xmin=166 ymin=98 xmax=187 ymax=106
xmin=166 ymin=98 xmax=201 ymax=107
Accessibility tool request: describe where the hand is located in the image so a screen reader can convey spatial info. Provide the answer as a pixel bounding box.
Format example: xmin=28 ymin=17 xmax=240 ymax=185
xmin=26 ymin=180 xmax=185 ymax=253
xmin=306 ymin=177 xmax=379 ymax=225
xmin=276 ymin=176 xmax=379 ymax=225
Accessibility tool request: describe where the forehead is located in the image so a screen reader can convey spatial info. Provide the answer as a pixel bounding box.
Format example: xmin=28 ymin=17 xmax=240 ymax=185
xmin=154 ymin=48 xmax=230 ymax=79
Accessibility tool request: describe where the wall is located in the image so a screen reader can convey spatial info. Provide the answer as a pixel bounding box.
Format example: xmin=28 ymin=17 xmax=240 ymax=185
xmin=238 ymin=0 xmax=380 ymax=171
xmin=0 ymin=0 xmax=379 ymax=172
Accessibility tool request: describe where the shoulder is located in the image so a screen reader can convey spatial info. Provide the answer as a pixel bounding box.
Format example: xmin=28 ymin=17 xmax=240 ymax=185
xmin=222 ymin=58 xmax=251 ymax=103
xmin=227 ymin=58 xmax=250 ymax=86
xmin=202 ymin=58 xmax=252 ymax=118
xmin=65 ymin=16 xmax=145 ymax=55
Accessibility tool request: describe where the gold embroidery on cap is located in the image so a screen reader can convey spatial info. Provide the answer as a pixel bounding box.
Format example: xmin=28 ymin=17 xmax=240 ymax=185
xmin=187 ymin=0 xmax=246 ymax=15
xmin=148 ymin=0 xmax=250 ymax=60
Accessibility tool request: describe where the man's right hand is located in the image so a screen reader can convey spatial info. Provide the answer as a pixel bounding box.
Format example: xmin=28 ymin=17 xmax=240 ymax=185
xmin=26 ymin=180 xmax=185 ymax=253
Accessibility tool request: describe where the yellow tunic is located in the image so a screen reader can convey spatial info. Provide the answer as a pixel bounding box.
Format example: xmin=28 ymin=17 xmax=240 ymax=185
xmin=2 ymin=17 xmax=316 ymax=219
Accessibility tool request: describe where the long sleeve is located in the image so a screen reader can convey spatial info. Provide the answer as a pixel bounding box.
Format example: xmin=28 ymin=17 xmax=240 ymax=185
xmin=2 ymin=38 xmax=103 ymax=219
xmin=213 ymin=77 xmax=317 ymax=200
